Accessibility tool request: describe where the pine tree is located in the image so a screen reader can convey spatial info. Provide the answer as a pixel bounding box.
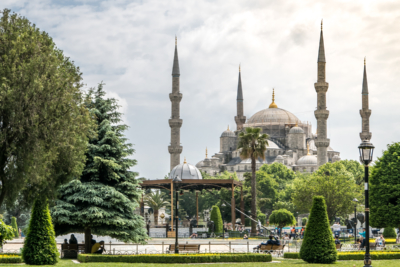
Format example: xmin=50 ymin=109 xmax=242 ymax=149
xmin=11 ymin=217 xmax=18 ymax=238
xmin=51 ymin=84 xmax=147 ymax=253
xmin=22 ymin=199 xmax=58 ymax=265
xmin=299 ymin=196 xmax=337 ymax=264
xmin=209 ymin=206 xmax=223 ymax=234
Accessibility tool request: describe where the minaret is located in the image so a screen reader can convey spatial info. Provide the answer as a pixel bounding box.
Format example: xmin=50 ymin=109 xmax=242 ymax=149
xmin=314 ymin=21 xmax=330 ymax=166
xmin=168 ymin=37 xmax=183 ymax=170
xmin=360 ymin=58 xmax=372 ymax=141
xmin=234 ymin=65 xmax=246 ymax=131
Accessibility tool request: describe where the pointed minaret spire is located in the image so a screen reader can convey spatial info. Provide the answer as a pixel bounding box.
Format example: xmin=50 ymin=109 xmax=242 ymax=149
xmin=360 ymin=58 xmax=372 ymax=141
xmin=314 ymin=21 xmax=330 ymax=167
xmin=172 ymin=36 xmax=180 ymax=76
xmin=168 ymin=37 xmax=183 ymax=170
xmin=235 ymin=65 xmax=246 ymax=131
xmin=318 ymin=20 xmax=326 ymax=63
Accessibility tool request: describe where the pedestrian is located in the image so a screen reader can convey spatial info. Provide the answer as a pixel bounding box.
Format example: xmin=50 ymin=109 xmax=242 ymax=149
xmin=18 ymin=228 xmax=22 ymax=239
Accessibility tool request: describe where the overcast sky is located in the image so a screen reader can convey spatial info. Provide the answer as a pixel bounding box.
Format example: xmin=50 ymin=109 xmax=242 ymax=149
xmin=2 ymin=0 xmax=400 ymax=179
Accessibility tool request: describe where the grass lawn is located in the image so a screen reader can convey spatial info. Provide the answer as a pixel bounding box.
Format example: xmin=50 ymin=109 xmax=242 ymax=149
xmin=1 ymin=258 xmax=400 ymax=267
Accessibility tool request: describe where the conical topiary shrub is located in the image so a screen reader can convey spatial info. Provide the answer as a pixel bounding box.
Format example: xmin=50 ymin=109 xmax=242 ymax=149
xmin=22 ymin=198 xmax=58 ymax=265
xmin=383 ymin=227 xmax=396 ymax=238
xmin=300 ymin=196 xmax=337 ymax=263
xmin=209 ymin=206 xmax=223 ymax=234
xmin=11 ymin=217 xmax=18 ymax=238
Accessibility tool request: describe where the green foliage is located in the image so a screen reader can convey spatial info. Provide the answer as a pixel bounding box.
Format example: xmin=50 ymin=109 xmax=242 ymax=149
xmin=0 ymin=255 xmax=23 ymax=263
xmin=78 ymin=253 xmax=272 ymax=263
xmin=273 ymin=201 xmax=296 ymax=213
xmin=2 ymin=197 xmax=31 ymax=236
xmin=370 ymin=142 xmax=400 ymax=229
xmin=292 ymin=162 xmax=361 ymax=221
xmin=51 ymin=84 xmax=147 ymax=243
xmin=301 ymin=217 xmax=308 ymax=226
xmin=299 ymin=196 xmax=337 ymax=264
xmin=285 ymin=252 xmax=400 ymax=260
xmin=268 ymin=209 xmax=296 ymax=235
xmin=0 ymin=219 xmax=14 ymax=247
xmin=238 ymin=127 xmax=269 ymax=233
xmin=209 ymin=206 xmax=223 ymax=233
xmin=340 ymin=159 xmax=364 ymax=185
xmin=259 ymin=163 xmax=296 ymax=189
xmin=10 ymin=217 xmax=18 ymax=238
xmin=0 ymin=9 xmax=93 ymax=208
xmin=383 ymin=227 xmax=397 ymax=238
xmin=244 ymin=170 xmax=278 ymax=212
xmin=144 ymin=190 xmax=169 ymax=225
xmin=22 ymin=198 xmax=58 ymax=265
xmin=257 ymin=210 xmax=266 ymax=225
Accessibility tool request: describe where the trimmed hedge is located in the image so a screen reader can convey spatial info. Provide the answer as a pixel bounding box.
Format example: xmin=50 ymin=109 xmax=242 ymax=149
xmin=383 ymin=227 xmax=397 ymax=238
xmin=0 ymin=254 xmax=23 ymax=263
xmin=78 ymin=253 xmax=272 ymax=263
xmin=285 ymin=252 xmax=400 ymax=260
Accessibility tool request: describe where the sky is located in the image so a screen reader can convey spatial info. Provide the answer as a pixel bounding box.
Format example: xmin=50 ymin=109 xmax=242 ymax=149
xmin=2 ymin=0 xmax=400 ymax=179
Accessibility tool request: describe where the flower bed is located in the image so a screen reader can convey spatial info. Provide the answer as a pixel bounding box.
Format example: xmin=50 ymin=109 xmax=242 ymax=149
xmin=284 ymin=251 xmax=400 ymax=260
xmin=0 ymin=254 xmax=23 ymax=264
xmin=78 ymin=253 xmax=272 ymax=263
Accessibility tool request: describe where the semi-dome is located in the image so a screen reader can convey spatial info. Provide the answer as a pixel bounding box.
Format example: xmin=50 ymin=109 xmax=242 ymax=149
xmin=170 ymin=159 xmax=203 ymax=180
xmin=289 ymin=126 xmax=304 ymax=134
xmin=221 ymin=126 xmax=235 ymax=137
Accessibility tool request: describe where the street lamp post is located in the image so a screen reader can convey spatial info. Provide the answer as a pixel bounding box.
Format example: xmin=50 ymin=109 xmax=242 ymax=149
xmin=358 ymin=140 xmax=374 ymax=267
xmin=353 ymin=198 xmax=358 ymax=245
xmin=173 ymin=175 xmax=182 ymax=254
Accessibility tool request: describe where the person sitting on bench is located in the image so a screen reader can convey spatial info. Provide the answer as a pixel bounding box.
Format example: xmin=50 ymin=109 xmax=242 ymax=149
xmin=91 ymin=240 xmax=106 ymax=254
xmin=69 ymin=234 xmax=78 ymax=245
xmin=63 ymin=239 xmax=68 ymax=245
xmin=189 ymin=233 xmax=198 ymax=238
xmin=254 ymin=235 xmax=280 ymax=250
xmin=335 ymin=236 xmax=341 ymax=245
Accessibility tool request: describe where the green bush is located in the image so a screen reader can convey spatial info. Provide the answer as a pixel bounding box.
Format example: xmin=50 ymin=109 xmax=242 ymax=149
xmin=78 ymin=253 xmax=272 ymax=263
xmin=22 ymin=198 xmax=59 ymax=265
xmin=301 ymin=217 xmax=307 ymax=226
xmin=257 ymin=210 xmax=266 ymax=225
xmin=11 ymin=217 xmax=18 ymax=238
xmin=0 ymin=255 xmax=23 ymax=263
xmin=268 ymin=209 xmax=296 ymax=237
xmin=383 ymin=227 xmax=397 ymax=238
xmin=0 ymin=219 xmax=14 ymax=247
xmin=285 ymin=252 xmax=400 ymax=260
xmin=299 ymin=196 xmax=337 ymax=264
xmin=209 ymin=206 xmax=223 ymax=234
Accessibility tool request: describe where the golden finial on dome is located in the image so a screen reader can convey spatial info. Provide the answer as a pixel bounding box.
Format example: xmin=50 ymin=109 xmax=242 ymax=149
xmin=206 ymin=147 xmax=208 ymax=158
xmin=295 ymin=121 xmax=298 ymax=127
xmin=269 ymin=88 xmax=278 ymax=108
xmin=183 ymin=157 xmax=187 ymax=164
xmin=307 ymin=143 xmax=310 ymax=155
xmin=227 ymin=125 xmax=230 ymax=131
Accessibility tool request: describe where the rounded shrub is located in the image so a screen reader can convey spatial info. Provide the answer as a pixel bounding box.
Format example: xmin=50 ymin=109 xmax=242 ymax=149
xmin=11 ymin=217 xmax=18 ymax=238
xmin=209 ymin=206 xmax=223 ymax=233
xmin=302 ymin=217 xmax=307 ymax=226
xmin=383 ymin=227 xmax=396 ymax=238
xmin=299 ymin=196 xmax=337 ymax=264
xmin=269 ymin=209 xmax=296 ymax=238
xmin=22 ymin=198 xmax=58 ymax=265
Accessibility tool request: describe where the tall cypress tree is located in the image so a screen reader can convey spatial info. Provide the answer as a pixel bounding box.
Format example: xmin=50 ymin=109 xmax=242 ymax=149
xmin=52 ymin=84 xmax=147 ymax=253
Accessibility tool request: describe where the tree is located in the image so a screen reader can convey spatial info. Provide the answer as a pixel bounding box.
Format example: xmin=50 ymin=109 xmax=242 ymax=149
xmin=383 ymin=227 xmax=396 ymax=238
xmin=0 ymin=219 xmax=14 ymax=249
xmin=11 ymin=216 xmax=18 ymax=238
xmin=244 ymin=170 xmax=278 ymax=212
xmin=292 ymin=162 xmax=361 ymax=221
xmin=299 ymin=196 xmax=337 ymax=264
xmin=51 ymin=84 xmax=147 ymax=253
xmin=257 ymin=210 xmax=266 ymax=226
xmin=340 ymin=159 xmax=364 ymax=185
xmin=144 ymin=190 xmax=169 ymax=225
xmin=209 ymin=206 xmax=223 ymax=234
xmin=0 ymin=9 xmax=93 ymax=208
xmin=258 ymin=163 xmax=296 ymax=189
xmin=370 ymin=142 xmax=400 ymax=229
xmin=302 ymin=217 xmax=308 ymax=226
xmin=268 ymin=209 xmax=296 ymax=238
xmin=22 ymin=199 xmax=58 ymax=265
xmin=238 ymin=127 xmax=269 ymax=233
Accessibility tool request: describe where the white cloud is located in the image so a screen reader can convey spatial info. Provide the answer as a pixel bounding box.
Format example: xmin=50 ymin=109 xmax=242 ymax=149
xmin=2 ymin=0 xmax=399 ymax=178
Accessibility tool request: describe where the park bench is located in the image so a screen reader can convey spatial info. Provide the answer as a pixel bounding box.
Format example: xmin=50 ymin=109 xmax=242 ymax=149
xmin=167 ymin=244 xmax=201 ymax=253
xmin=61 ymin=244 xmax=85 ymax=258
xmin=256 ymin=244 xmax=285 ymax=256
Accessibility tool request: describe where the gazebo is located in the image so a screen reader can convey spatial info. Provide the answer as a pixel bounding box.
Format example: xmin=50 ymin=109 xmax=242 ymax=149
xmin=140 ymin=160 xmax=245 ymax=236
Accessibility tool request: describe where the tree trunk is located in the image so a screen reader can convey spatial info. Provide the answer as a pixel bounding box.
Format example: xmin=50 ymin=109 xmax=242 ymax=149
xmin=251 ymin=156 xmax=257 ymax=234
xmin=154 ymin=209 xmax=159 ymax=225
xmin=84 ymin=228 xmax=91 ymax=254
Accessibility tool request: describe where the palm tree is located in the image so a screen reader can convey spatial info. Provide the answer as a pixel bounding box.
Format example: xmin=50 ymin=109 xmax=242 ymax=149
xmin=144 ymin=190 xmax=169 ymax=225
xmin=238 ymin=127 xmax=269 ymax=234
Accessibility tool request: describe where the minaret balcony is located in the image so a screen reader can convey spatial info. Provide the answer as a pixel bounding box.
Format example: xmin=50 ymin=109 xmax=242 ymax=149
xmin=360 ymin=109 xmax=371 ymax=118
xmin=314 ymin=139 xmax=330 ymax=148
xmin=169 ymin=93 xmax=182 ymax=102
xmin=314 ymin=110 xmax=329 ymax=119
xmin=168 ymin=145 xmax=182 ymax=154
xmin=314 ymin=82 xmax=329 ymax=92
xmin=169 ymin=118 xmax=182 ymax=128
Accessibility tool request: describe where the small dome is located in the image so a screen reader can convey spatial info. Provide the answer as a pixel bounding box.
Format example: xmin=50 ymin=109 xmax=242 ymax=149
xmin=170 ymin=160 xmax=203 ymax=180
xmin=297 ymin=155 xmax=317 ymax=165
xmin=221 ymin=126 xmax=235 ymax=137
xmin=289 ymin=126 xmax=304 ymax=134
xmin=276 ymin=155 xmax=283 ymax=159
